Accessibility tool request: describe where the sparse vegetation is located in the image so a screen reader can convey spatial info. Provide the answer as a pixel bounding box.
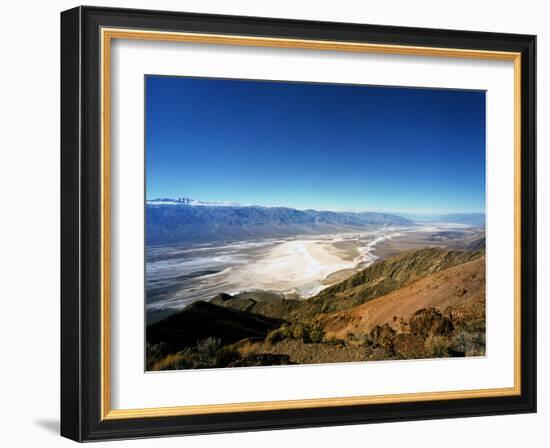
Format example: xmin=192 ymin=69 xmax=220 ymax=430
xmin=147 ymin=248 xmax=485 ymax=370
xmin=452 ymin=330 xmax=485 ymax=357
xmin=266 ymin=322 xmax=325 ymax=345
xmin=425 ymin=336 xmax=454 ymax=358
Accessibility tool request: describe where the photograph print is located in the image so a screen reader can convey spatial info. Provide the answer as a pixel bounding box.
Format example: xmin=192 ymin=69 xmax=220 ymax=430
xmin=145 ymin=76 xmax=486 ymax=371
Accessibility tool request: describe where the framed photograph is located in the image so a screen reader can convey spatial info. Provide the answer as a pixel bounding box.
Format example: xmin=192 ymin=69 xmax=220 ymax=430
xmin=60 ymin=6 xmax=536 ymax=441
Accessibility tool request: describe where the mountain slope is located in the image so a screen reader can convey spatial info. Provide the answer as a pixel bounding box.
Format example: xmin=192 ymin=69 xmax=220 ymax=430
xmin=315 ymin=256 xmax=485 ymax=339
xmin=213 ymin=247 xmax=484 ymax=320
xmin=146 ymin=200 xmax=413 ymax=245
xmin=147 ymin=247 xmax=486 ymax=369
xmin=313 ymin=247 xmax=481 ymax=303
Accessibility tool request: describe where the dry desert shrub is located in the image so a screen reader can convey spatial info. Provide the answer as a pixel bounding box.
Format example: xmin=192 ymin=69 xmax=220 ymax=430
xmin=235 ymin=339 xmax=261 ymax=357
xmin=425 ymin=335 xmax=454 ymax=358
xmin=150 ymin=352 xmax=186 ymax=371
xmin=266 ymin=322 xmax=325 ymax=345
xmin=452 ymin=331 xmax=485 ymax=356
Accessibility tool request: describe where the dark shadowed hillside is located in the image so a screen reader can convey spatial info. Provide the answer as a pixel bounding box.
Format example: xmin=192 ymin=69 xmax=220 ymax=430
xmin=147 ymin=300 xmax=283 ymax=353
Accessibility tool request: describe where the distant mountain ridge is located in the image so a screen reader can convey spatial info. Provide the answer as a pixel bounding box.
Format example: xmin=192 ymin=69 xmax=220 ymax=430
xmin=147 ymin=197 xmax=243 ymax=207
xmin=433 ymin=213 xmax=485 ymax=226
xmin=146 ymin=197 xmax=414 ymax=246
xmin=395 ymin=212 xmax=485 ymax=226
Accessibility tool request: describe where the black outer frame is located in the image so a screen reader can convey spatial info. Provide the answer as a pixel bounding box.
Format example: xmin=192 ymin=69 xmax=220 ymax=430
xmin=60 ymin=6 xmax=537 ymax=442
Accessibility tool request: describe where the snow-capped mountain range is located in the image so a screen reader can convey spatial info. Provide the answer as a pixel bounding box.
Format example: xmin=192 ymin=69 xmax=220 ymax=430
xmin=146 ymin=197 xmax=244 ymax=207
xmin=145 ymin=197 xmax=484 ymax=246
xmin=146 ymin=197 xmax=414 ymax=245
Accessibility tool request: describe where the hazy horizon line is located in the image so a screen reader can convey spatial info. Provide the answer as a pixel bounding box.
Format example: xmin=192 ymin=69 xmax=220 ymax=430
xmin=146 ymin=197 xmax=485 ymax=216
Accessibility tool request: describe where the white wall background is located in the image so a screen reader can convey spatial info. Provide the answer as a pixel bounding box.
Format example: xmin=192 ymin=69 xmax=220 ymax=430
xmin=0 ymin=1 xmax=546 ymax=446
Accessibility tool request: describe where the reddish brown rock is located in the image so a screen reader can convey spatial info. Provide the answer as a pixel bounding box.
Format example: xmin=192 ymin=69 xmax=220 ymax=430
xmin=393 ymin=333 xmax=427 ymax=359
xmin=409 ymin=307 xmax=454 ymax=337
xmin=369 ymin=323 xmax=396 ymax=349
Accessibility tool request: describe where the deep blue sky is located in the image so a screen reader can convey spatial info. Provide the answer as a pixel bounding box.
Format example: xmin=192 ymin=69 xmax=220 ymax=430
xmin=145 ymin=76 xmax=485 ymax=214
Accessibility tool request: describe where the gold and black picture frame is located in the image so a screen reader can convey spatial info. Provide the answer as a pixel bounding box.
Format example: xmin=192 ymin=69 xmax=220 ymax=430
xmin=61 ymin=6 xmax=536 ymax=442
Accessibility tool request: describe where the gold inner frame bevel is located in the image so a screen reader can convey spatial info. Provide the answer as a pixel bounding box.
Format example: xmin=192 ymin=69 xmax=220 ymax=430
xmin=100 ymin=27 xmax=522 ymax=420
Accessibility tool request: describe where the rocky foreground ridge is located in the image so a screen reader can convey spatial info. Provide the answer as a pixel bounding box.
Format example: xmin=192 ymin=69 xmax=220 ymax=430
xmin=146 ymin=247 xmax=486 ymax=370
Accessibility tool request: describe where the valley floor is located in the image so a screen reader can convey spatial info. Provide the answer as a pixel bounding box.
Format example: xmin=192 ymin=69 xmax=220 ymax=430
xmin=146 ymin=223 xmax=484 ymax=321
xmin=146 ymin=243 xmax=486 ymax=370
